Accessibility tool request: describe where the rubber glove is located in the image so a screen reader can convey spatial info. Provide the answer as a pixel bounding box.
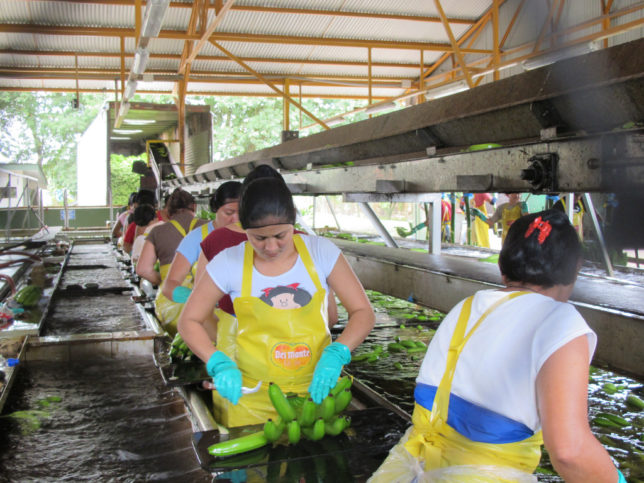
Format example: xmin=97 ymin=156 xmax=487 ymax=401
xmin=308 ymin=342 xmax=351 ymax=404
xmin=206 ymin=351 xmax=242 ymax=405
xmin=617 ymin=470 xmax=627 ymax=483
xmin=171 ymin=286 xmax=192 ymax=303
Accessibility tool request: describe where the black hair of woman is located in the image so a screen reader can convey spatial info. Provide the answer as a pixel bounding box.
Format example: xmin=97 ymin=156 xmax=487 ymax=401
xmin=137 ymin=189 xmax=157 ymax=206
xmin=242 ymin=164 xmax=285 ymax=188
xmin=128 ymin=192 xmax=138 ymax=206
xmin=239 ymin=177 xmax=295 ymax=229
xmin=133 ymin=203 xmax=156 ymax=226
xmin=167 ymin=188 xmax=196 ymax=216
xmin=499 ymin=209 xmax=581 ymax=288
xmin=209 ymin=181 xmax=242 ymax=212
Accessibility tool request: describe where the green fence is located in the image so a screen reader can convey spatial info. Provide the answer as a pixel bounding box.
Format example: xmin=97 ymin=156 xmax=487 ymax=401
xmin=0 ymin=206 xmax=119 ymax=230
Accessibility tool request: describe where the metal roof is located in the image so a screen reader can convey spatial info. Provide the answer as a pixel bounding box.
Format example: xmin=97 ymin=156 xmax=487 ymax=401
xmin=1 ymin=1 xmax=644 ymax=115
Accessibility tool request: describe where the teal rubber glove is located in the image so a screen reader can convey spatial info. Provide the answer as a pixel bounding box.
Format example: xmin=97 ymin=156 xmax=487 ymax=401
xmin=171 ymin=286 xmax=192 ymax=303
xmin=617 ymin=470 xmax=626 ymax=483
xmin=308 ymin=342 xmax=351 ymax=404
xmin=206 ymin=351 xmax=242 ymax=405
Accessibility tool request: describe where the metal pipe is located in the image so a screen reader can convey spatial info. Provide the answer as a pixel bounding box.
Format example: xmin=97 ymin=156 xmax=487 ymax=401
xmin=583 ymin=193 xmax=614 ymax=277
xmin=359 ymin=202 xmax=398 ymax=248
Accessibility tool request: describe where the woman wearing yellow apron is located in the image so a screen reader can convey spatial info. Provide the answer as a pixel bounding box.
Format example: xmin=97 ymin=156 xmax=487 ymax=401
xmin=487 ymin=193 xmax=529 ymax=244
xmin=179 ymin=176 xmax=374 ymax=427
xmin=553 ymin=194 xmax=585 ymax=241
xmin=370 ymin=210 xmax=624 ymax=483
xmin=470 ymin=193 xmax=493 ymax=248
xmin=136 ymin=188 xmax=207 ymax=336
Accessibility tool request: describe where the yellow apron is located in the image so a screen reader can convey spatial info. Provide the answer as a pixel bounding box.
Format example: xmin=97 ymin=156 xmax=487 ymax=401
xmin=500 ymin=204 xmax=524 ymax=243
xmin=213 ymin=234 xmax=331 ymax=428
xmin=399 ymin=292 xmax=543 ymax=481
xmin=470 ymin=200 xmax=490 ymax=248
xmin=560 ymin=198 xmax=585 ymax=241
xmin=154 ymin=217 xmax=199 ymax=336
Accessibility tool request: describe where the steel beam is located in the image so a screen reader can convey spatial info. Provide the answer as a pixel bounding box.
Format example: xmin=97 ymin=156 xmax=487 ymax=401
xmin=165 ymin=131 xmax=644 ymax=194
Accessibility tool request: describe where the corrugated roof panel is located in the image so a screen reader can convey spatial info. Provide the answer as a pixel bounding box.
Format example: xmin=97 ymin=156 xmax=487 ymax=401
xmin=146 ymin=57 xmax=180 ymax=73
xmin=146 ymin=38 xmax=186 ymax=56
xmin=188 ymin=81 xmax=275 ymax=95
xmin=220 ymin=9 xmax=334 ymax=37
xmin=13 ymin=1 xmax=133 ymax=28
xmin=323 ymin=16 xmax=448 ymax=43
xmin=440 ymin=0 xmax=492 ymax=19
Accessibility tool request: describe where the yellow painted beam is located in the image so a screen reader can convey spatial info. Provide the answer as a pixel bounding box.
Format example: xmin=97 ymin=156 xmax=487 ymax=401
xmin=433 ymin=0 xmax=474 ymax=88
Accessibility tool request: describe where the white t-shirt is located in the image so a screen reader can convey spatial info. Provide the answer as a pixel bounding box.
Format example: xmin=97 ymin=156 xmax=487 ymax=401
xmin=206 ymin=235 xmax=340 ymax=309
xmin=416 ymin=290 xmax=596 ymax=432
xmin=176 ymin=221 xmax=215 ymax=265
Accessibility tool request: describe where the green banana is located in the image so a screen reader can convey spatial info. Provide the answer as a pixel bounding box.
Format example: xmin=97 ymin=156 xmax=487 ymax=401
xmin=318 ymin=395 xmax=335 ymax=421
xmin=626 ymin=394 xmax=644 ymax=409
xmin=324 ymin=416 xmax=351 ymax=436
xmin=299 ymin=397 xmax=317 ymax=427
xmin=334 ymin=388 xmax=352 ymax=413
xmin=399 ymin=340 xmax=417 ymax=349
xmin=351 ymin=353 xmax=371 ymax=362
xmin=287 ymin=420 xmax=301 ymax=444
xmin=208 ymin=431 xmax=268 ymax=456
xmin=592 ymin=416 xmax=624 ymax=429
xmin=268 ymin=382 xmax=296 ymax=422
xmin=330 ymin=376 xmax=352 ymax=397
xmin=387 ymin=342 xmax=406 ymax=352
xmin=595 ymin=413 xmax=629 ymax=427
xmin=602 ymin=382 xmax=618 ymax=394
xmin=263 ymin=418 xmax=282 ymax=442
xmin=393 ymin=362 xmax=403 ymax=370
xmin=302 ymin=418 xmax=325 ymax=441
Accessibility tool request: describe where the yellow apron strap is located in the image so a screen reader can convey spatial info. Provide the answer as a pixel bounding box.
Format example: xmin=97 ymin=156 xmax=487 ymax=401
xmin=201 ymin=222 xmax=210 ymax=240
xmin=432 ymin=291 xmax=528 ymax=425
xmin=169 ymin=219 xmax=187 ymax=238
xmin=292 ymin=234 xmax=324 ymax=293
xmin=241 ymin=241 xmax=254 ymax=297
xmin=188 ymin=217 xmax=199 ymax=233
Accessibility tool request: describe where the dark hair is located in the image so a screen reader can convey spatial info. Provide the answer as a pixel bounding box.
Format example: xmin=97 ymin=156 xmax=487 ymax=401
xmin=128 ymin=192 xmax=138 ymax=206
xmin=167 ymin=188 xmax=195 ymax=216
xmin=137 ymin=189 xmax=157 ymax=206
xmin=239 ymin=177 xmax=296 ymax=229
xmin=210 ymin=181 xmax=242 ymax=212
xmin=499 ymin=209 xmax=581 ymax=287
xmin=132 ymin=204 xmax=156 ymax=226
xmin=242 ymin=164 xmax=284 ymax=188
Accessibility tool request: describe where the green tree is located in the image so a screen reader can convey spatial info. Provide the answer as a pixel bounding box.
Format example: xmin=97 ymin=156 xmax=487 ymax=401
xmin=0 ymin=92 xmax=107 ymax=200
xmin=110 ymin=154 xmax=145 ymax=205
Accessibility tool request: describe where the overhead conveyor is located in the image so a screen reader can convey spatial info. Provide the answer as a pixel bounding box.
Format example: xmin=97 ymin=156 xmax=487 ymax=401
xmin=163 ymin=37 xmax=644 ymax=195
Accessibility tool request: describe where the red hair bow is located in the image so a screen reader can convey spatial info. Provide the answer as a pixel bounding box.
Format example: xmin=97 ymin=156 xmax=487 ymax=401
xmin=524 ymin=216 xmax=552 ymax=244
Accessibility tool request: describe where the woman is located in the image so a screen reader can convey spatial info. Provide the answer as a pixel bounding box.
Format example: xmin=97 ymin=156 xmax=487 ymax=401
xmin=487 ymin=192 xmax=529 ymax=243
xmin=130 ymin=203 xmax=161 ymax=268
xmin=161 ymin=181 xmax=242 ymax=304
xmin=179 ymin=177 xmax=374 ymax=427
xmin=137 ymin=188 xmax=207 ymax=336
xmin=370 ymin=210 xmax=623 ymax=482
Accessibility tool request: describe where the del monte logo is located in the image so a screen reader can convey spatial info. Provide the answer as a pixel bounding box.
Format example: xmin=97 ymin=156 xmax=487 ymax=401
xmin=271 ymin=342 xmax=312 ymax=370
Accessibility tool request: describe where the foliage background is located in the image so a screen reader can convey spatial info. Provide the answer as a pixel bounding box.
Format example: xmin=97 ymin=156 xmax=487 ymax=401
xmin=0 ymin=91 xmax=371 ymax=205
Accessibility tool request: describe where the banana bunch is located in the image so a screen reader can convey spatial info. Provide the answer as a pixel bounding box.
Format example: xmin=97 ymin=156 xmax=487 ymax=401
xmin=208 ymin=377 xmax=353 ymax=457
xmin=264 ymin=377 xmax=353 ymax=445
xmin=168 ymin=333 xmax=194 ymax=362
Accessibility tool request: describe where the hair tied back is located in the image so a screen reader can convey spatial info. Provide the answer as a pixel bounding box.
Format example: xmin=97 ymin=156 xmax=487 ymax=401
xmin=524 ymin=216 xmax=552 ymax=244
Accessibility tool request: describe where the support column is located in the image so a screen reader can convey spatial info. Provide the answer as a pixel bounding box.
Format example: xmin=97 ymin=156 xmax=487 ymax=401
xmin=359 ymin=203 xmax=398 ymax=248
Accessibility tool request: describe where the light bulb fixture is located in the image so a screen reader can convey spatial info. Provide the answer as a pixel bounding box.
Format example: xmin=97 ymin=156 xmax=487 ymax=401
xmin=325 ymin=117 xmax=346 ymax=127
xmin=132 ymin=48 xmax=150 ymax=75
xmin=365 ymin=101 xmax=396 ymax=115
xmin=110 ymin=137 xmax=131 ymax=140
xmin=123 ymin=119 xmax=156 ymax=125
xmin=141 ymin=0 xmax=170 ymax=38
xmin=124 ymin=80 xmax=138 ymax=100
xmin=521 ymin=42 xmax=599 ymax=71
xmin=113 ymin=129 xmax=143 ymax=134
xmin=425 ymin=81 xmax=469 ymax=100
